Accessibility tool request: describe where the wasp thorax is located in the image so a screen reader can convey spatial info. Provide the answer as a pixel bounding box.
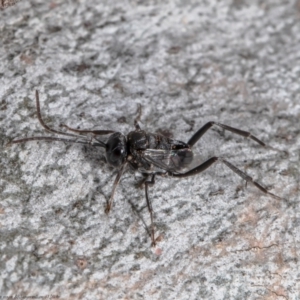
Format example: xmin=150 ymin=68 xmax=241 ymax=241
xmin=105 ymin=132 xmax=127 ymax=167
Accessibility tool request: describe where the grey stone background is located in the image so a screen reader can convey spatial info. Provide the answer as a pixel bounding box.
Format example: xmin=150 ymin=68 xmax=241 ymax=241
xmin=0 ymin=0 xmax=299 ymax=299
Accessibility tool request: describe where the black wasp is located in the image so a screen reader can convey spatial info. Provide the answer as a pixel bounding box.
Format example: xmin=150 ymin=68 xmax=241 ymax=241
xmin=9 ymin=91 xmax=282 ymax=246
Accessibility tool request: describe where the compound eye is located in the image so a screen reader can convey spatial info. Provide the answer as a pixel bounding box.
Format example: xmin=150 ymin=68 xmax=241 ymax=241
xmin=108 ymin=147 xmax=125 ymax=167
xmin=112 ymin=148 xmax=122 ymax=159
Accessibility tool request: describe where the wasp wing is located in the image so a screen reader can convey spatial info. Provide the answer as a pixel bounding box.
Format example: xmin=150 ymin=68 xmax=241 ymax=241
xmin=142 ymin=148 xmax=194 ymax=173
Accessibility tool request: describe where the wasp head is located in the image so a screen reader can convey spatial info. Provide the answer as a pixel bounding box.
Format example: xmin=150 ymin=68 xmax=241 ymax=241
xmin=105 ymin=132 xmax=127 ymax=167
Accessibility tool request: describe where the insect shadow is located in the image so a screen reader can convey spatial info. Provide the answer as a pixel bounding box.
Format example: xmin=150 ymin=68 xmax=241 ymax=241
xmin=8 ymin=90 xmax=283 ymax=246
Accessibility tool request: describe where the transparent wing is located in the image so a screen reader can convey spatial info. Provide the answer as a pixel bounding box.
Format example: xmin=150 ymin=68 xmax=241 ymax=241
xmin=142 ymin=148 xmax=194 ymax=173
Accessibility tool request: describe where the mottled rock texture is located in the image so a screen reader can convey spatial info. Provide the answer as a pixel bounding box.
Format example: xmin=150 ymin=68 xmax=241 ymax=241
xmin=0 ymin=0 xmax=299 ymax=299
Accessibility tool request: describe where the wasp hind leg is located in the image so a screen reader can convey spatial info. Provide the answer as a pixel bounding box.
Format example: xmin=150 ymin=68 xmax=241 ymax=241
xmin=187 ymin=121 xmax=265 ymax=148
xmin=171 ymin=157 xmax=283 ymax=201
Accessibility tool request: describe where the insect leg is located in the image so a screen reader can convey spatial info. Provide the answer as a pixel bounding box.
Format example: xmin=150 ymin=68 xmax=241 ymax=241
xmin=171 ymin=157 xmax=282 ymax=200
xmin=105 ymin=163 xmax=127 ymax=214
xmin=187 ymin=121 xmax=265 ymax=147
xmin=134 ymin=104 xmax=142 ymax=130
xmin=144 ymin=173 xmax=156 ymax=247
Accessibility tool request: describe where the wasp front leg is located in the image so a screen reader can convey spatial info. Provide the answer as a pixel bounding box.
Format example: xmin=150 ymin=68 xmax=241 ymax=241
xmin=144 ymin=174 xmax=157 ymax=246
xmin=105 ymin=163 xmax=127 ymax=214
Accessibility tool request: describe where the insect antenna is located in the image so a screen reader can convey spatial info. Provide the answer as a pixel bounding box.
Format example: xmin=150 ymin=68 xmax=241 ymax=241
xmin=7 ymin=136 xmax=106 ymax=148
xmin=6 ymin=90 xmax=111 ymax=148
xmin=34 ymin=90 xmax=85 ymax=138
